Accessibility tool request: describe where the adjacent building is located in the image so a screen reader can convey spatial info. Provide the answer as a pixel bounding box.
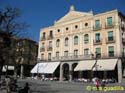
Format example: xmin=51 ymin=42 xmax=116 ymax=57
xmin=0 ymin=32 xmax=38 ymax=77
xmin=37 ymin=6 xmax=125 ymax=83
xmin=15 ymin=38 xmax=38 ymax=77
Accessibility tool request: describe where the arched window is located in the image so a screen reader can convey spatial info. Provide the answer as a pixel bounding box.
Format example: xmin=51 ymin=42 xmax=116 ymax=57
xmin=65 ymin=37 xmax=69 ymax=46
xmin=84 ymin=34 xmax=89 ymax=44
xmin=74 ymin=36 xmax=78 ymax=45
xmin=56 ymin=39 xmax=60 ymax=47
xmin=43 ymin=32 xmax=46 ymax=38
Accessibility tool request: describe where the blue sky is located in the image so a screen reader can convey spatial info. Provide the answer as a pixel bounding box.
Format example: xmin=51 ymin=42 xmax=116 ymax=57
xmin=1 ymin=0 xmax=125 ymax=42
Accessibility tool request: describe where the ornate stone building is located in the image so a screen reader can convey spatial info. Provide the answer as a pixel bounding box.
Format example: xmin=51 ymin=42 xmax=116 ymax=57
xmin=37 ymin=6 xmax=125 ymax=83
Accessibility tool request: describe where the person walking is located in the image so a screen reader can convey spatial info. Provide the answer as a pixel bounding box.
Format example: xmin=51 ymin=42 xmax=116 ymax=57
xmin=95 ymin=79 xmax=99 ymax=91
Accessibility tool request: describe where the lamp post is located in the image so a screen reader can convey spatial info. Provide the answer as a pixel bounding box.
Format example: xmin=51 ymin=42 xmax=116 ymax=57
xmin=89 ymin=52 xmax=99 ymax=91
xmin=37 ymin=58 xmax=40 ymax=78
xmin=91 ymin=52 xmax=98 ymax=81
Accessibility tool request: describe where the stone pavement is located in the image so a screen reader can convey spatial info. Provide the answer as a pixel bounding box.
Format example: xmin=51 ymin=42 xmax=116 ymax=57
xmin=1 ymin=79 xmax=125 ymax=93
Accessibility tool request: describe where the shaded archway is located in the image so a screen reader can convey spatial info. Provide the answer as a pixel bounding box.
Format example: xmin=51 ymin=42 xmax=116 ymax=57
xmin=62 ymin=63 xmax=69 ymax=81
xmin=72 ymin=63 xmax=78 ymax=80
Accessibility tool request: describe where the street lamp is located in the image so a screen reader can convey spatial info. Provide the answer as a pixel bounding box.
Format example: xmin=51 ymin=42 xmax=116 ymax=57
xmin=37 ymin=58 xmax=40 ymax=78
xmin=89 ymin=52 xmax=99 ymax=91
xmin=91 ymin=52 xmax=99 ymax=81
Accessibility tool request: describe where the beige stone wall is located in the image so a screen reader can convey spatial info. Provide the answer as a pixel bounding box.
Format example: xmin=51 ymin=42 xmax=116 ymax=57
xmin=38 ymin=9 xmax=124 ymax=60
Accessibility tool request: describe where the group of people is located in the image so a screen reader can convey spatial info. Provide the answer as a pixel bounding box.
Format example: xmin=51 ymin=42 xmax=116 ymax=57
xmin=5 ymin=76 xmax=30 ymax=93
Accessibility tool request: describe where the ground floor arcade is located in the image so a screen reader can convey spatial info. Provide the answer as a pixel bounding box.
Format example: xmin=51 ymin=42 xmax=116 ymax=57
xmin=31 ymin=58 xmax=123 ymax=83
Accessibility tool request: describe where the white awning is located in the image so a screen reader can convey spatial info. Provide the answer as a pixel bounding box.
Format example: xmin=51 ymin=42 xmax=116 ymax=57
xmin=2 ymin=65 xmax=14 ymax=72
xmin=31 ymin=62 xmax=60 ymax=74
xmin=31 ymin=63 xmax=48 ymax=73
xmin=42 ymin=62 xmax=60 ymax=74
xmin=93 ymin=59 xmax=118 ymax=71
xmin=74 ymin=60 xmax=95 ymax=71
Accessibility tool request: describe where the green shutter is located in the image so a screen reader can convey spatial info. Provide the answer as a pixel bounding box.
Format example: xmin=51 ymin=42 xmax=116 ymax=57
xmin=84 ymin=35 xmax=89 ymax=44
xmin=108 ymin=46 xmax=114 ymax=51
xmin=74 ymin=36 xmax=78 ymax=44
xmin=107 ymin=17 xmax=112 ymax=26
xmin=95 ymin=33 xmax=100 ymax=40
xmin=108 ymin=31 xmax=113 ymax=37
xmin=95 ymin=20 xmax=100 ymax=28
xmin=96 ymin=48 xmax=101 ymax=53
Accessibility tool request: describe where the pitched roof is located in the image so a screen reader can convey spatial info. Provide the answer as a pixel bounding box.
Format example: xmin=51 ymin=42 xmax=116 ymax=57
xmin=56 ymin=6 xmax=92 ymax=24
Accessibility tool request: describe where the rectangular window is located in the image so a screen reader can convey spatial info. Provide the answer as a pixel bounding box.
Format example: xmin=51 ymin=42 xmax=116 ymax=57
xmin=84 ymin=48 xmax=89 ymax=55
xmin=50 ymin=31 xmax=53 ymax=36
xmin=95 ymin=20 xmax=100 ymax=28
xmin=40 ymin=47 xmax=43 ymax=52
xmin=84 ymin=35 xmax=89 ymax=44
xmin=108 ymin=46 xmax=114 ymax=57
xmin=42 ymin=43 xmax=45 ymax=48
xmin=96 ymin=48 xmax=101 ymax=58
xmin=41 ymin=54 xmax=44 ymax=60
xmin=43 ymin=33 xmax=46 ymax=39
xmin=49 ymin=41 xmax=52 ymax=47
xmin=107 ymin=17 xmax=112 ymax=26
xmin=74 ymin=50 xmax=78 ymax=56
xmin=48 ymin=53 xmax=51 ymax=60
xmin=56 ymin=52 xmax=59 ymax=58
xmin=64 ymin=51 xmax=68 ymax=57
xmin=108 ymin=31 xmax=113 ymax=41
xmin=95 ymin=33 xmax=100 ymax=42
xmin=74 ymin=37 xmax=78 ymax=45
xmin=56 ymin=40 xmax=60 ymax=47
xmin=65 ymin=39 xmax=68 ymax=46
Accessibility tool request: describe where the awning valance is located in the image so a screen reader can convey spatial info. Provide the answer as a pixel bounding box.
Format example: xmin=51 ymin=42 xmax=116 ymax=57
xmin=2 ymin=65 xmax=14 ymax=72
xmin=31 ymin=63 xmax=48 ymax=73
xmin=31 ymin=62 xmax=60 ymax=74
xmin=74 ymin=60 xmax=95 ymax=71
xmin=74 ymin=59 xmax=118 ymax=71
xmin=93 ymin=59 xmax=118 ymax=71
xmin=42 ymin=62 xmax=60 ymax=74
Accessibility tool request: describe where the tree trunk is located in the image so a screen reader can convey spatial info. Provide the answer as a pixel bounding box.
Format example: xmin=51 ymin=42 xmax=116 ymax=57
xmin=0 ymin=56 xmax=5 ymax=80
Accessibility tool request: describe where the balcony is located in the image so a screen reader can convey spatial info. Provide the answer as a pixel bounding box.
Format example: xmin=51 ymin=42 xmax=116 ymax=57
xmin=40 ymin=47 xmax=45 ymax=52
xmin=50 ymin=53 xmax=123 ymax=61
xmin=105 ymin=23 xmax=115 ymax=29
xmin=100 ymin=53 xmax=121 ymax=59
xmin=41 ymin=37 xmax=46 ymax=41
xmin=106 ymin=37 xmax=115 ymax=44
xmin=47 ymin=46 xmax=52 ymax=51
xmin=121 ymin=23 xmax=125 ymax=31
xmin=93 ymin=39 xmax=102 ymax=45
xmin=122 ymin=38 xmax=125 ymax=44
xmin=40 ymin=59 xmax=47 ymax=61
xmin=47 ymin=35 xmax=53 ymax=40
xmin=93 ymin=25 xmax=102 ymax=31
xmin=52 ymin=56 xmax=61 ymax=61
xmin=52 ymin=55 xmax=92 ymax=61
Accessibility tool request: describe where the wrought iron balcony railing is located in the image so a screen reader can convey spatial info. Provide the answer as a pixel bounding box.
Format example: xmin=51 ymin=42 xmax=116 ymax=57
xmin=47 ymin=46 xmax=52 ymax=51
xmin=106 ymin=37 xmax=115 ymax=44
xmin=52 ymin=54 xmax=92 ymax=61
xmin=93 ymin=25 xmax=102 ymax=31
xmin=105 ymin=22 xmax=115 ymax=29
xmin=122 ymin=38 xmax=125 ymax=44
xmin=41 ymin=53 xmax=124 ymax=62
xmin=93 ymin=39 xmax=102 ymax=45
xmin=40 ymin=37 xmax=46 ymax=41
xmin=47 ymin=35 xmax=53 ymax=40
xmin=40 ymin=47 xmax=45 ymax=52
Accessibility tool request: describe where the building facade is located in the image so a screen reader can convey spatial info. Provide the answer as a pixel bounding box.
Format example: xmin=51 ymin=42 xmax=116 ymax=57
xmin=38 ymin=6 xmax=125 ymax=83
xmin=15 ymin=38 xmax=38 ymax=77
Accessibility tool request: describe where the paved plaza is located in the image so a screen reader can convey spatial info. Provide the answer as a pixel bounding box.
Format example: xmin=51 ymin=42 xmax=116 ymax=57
xmin=1 ymin=79 xmax=125 ymax=93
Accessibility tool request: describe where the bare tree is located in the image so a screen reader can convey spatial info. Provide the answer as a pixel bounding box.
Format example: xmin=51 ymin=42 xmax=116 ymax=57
xmin=0 ymin=6 xmax=29 ymax=79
